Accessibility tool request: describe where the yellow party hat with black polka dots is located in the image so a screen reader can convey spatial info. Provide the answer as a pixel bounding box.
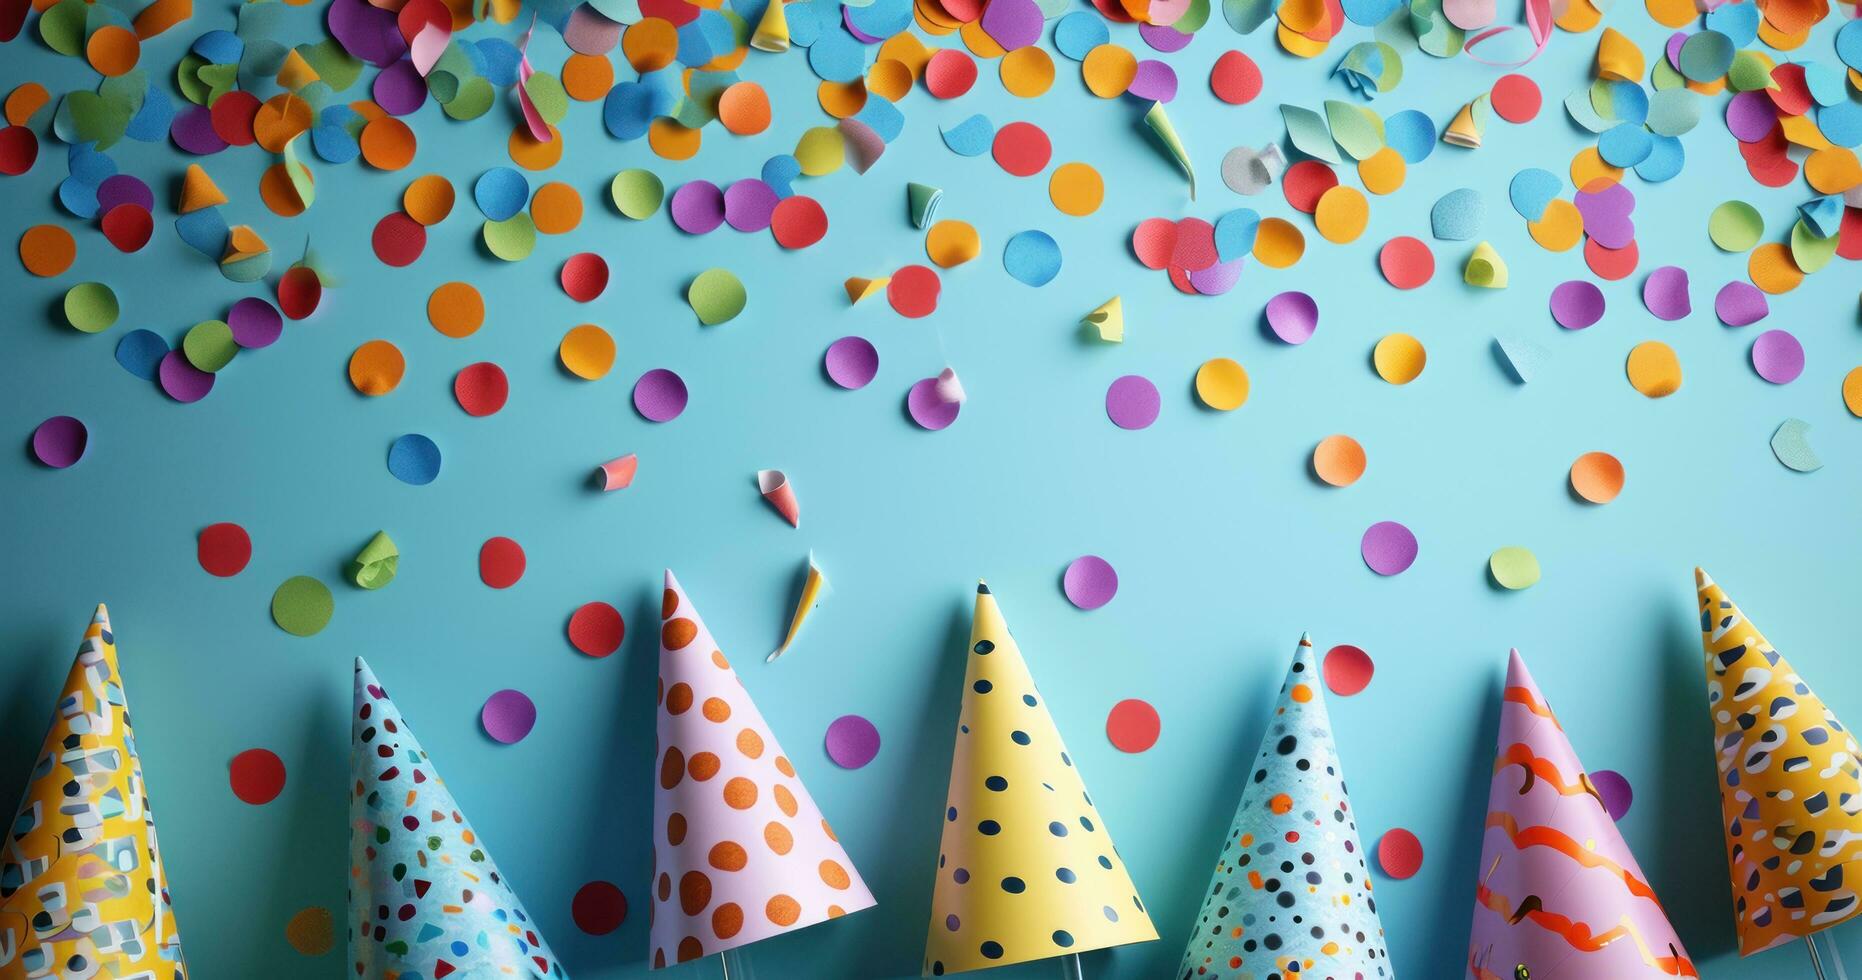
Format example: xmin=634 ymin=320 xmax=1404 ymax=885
xmin=1696 ymin=568 xmax=1862 ymax=956
xmin=922 ymin=582 xmax=1158 ymax=976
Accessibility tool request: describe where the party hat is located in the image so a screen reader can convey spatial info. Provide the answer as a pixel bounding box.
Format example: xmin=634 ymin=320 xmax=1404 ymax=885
xmin=924 ymin=583 xmax=1157 ymax=976
xmin=348 ymin=658 xmax=565 ymax=978
xmin=0 ymin=604 xmax=187 ymax=978
xmin=651 ymin=571 xmax=875 ymax=967
xmin=1177 ymin=634 xmax=1387 ymax=980
xmin=1695 ymin=568 xmax=1862 ymax=955
xmin=1444 ymin=100 xmax=1485 ymax=148
xmin=1465 ymin=241 xmax=1508 ymax=288
xmin=750 ymin=0 xmax=789 ymax=52
xmin=756 ymin=469 xmax=800 ymax=527
xmin=1466 ymin=649 xmax=1695 ymax=979
xmin=178 ymin=163 xmax=226 ymax=212
xmin=1082 ymin=296 xmax=1123 ymax=342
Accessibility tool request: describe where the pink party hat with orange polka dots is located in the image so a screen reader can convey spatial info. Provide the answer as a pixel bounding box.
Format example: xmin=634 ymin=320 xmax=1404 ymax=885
xmin=650 ymin=570 xmax=876 ymax=968
xmin=923 ymin=582 xmax=1158 ymax=976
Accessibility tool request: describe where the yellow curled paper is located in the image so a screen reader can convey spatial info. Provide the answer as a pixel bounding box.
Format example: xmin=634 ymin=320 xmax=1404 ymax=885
xmin=844 ymin=276 xmax=889 ymax=303
xmin=0 ymin=605 xmax=186 ymax=975
xmin=751 ymin=0 xmax=789 ymax=51
xmin=1443 ymin=100 xmax=1483 ymax=148
xmin=1596 ymin=27 xmax=1644 ymax=82
xmin=1695 ymin=569 xmax=1862 ymax=954
xmin=1082 ymin=296 xmax=1122 ymax=342
xmin=923 ymin=584 xmax=1158 ymax=975
xmin=1626 ymin=340 xmax=1681 ymax=397
xmin=767 ymin=552 xmax=828 ymax=663
xmin=1464 ymin=241 xmax=1507 ymax=288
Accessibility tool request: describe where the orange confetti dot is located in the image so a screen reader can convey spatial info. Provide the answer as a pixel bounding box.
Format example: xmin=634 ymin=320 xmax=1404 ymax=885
xmin=1312 ymin=434 xmax=1366 ymax=486
xmin=623 ymin=18 xmax=679 ymax=73
xmin=86 ymin=25 xmax=140 ymax=76
xmin=1252 ymin=217 xmax=1305 ymax=268
xmin=1748 ymin=242 xmax=1804 ymax=294
xmin=428 ymin=281 xmax=484 ymax=338
xmin=999 ymin=45 xmax=1055 ymax=97
xmin=1082 ymin=44 xmax=1137 ymax=98
xmin=252 ymin=94 xmax=313 ymax=153
xmin=1569 ymin=451 xmax=1625 ymax=503
xmin=561 ymin=52 xmax=615 ymax=101
xmin=509 ymin=122 xmax=564 ymax=170
xmin=559 ymin=324 xmax=615 ymax=380
xmin=402 ymin=174 xmax=454 ymax=226
xmin=866 ymin=58 xmax=914 ymax=101
xmin=648 ymin=118 xmax=701 ymax=160
xmin=259 ymin=162 xmax=311 ymax=217
xmin=530 ymin=181 xmax=583 ymax=234
xmin=5 ymin=83 xmax=50 ymax=127
xmin=1047 ymin=162 xmax=1103 ymax=217
xmin=19 ymin=224 xmax=76 ymax=277
xmin=816 ymin=79 xmax=867 ymax=119
xmin=718 ymin=81 xmax=771 ymax=135
xmin=348 ymin=340 xmax=405 ymax=396
xmin=359 ymin=117 xmax=416 ymax=170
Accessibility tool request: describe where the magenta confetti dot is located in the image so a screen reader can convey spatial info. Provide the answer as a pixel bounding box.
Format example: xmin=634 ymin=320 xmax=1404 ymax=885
xmin=158 ymin=350 xmax=215 ymax=403
xmin=1062 ymin=555 xmax=1119 ymax=610
xmin=669 ymin=180 xmax=726 ymax=234
xmin=1751 ymin=329 xmax=1804 ymax=384
xmin=1641 ymin=265 xmax=1691 ymax=321
xmin=824 ymin=714 xmax=881 ymax=769
xmin=907 ymin=377 xmax=961 ymax=430
xmin=169 ymin=105 xmax=228 ymax=155
xmin=480 ymin=689 xmax=537 ymax=744
xmin=824 ymin=336 xmax=879 ymax=390
xmin=1573 ymin=181 xmax=1635 ymax=249
xmin=1264 ymin=290 xmax=1319 ymax=344
xmin=1127 ymin=59 xmax=1179 ymax=102
xmin=722 ymin=179 xmax=779 ymax=232
xmin=1105 ymin=374 xmax=1160 ymax=430
xmin=228 ymin=297 xmax=283 ymax=348
xmin=95 ymin=173 xmax=154 ymax=212
xmin=1715 ymin=281 xmax=1769 ymax=327
xmin=1592 ymin=768 xmax=1633 ymax=821
xmin=1549 ymin=280 xmax=1605 ymax=329
xmin=1361 ymin=521 xmax=1418 ymax=576
xmin=1137 ymin=21 xmax=1193 ymax=51
xmin=31 ymin=416 xmax=87 ymax=468
xmin=632 ymin=368 xmax=689 ymax=422
xmin=372 ymin=59 xmax=428 ymax=116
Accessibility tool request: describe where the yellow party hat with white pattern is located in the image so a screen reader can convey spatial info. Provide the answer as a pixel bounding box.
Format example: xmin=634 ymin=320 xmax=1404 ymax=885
xmin=922 ymin=582 xmax=1157 ymax=975
xmin=1697 ymin=568 xmax=1862 ymax=955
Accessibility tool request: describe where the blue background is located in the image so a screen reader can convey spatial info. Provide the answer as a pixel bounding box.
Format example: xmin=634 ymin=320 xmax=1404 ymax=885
xmin=3 ymin=1 xmax=1860 ymax=977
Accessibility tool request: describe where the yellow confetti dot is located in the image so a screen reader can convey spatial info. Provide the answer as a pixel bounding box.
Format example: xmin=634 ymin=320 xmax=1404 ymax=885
xmin=1569 ymin=146 xmax=1623 ymax=191
xmin=958 ymin=18 xmax=1006 ymax=58
xmin=1805 ymin=147 xmax=1862 ymax=196
xmin=1313 ymin=185 xmax=1369 ymax=243
xmin=1373 ymin=333 xmax=1425 ymax=384
xmin=285 ymin=907 xmax=334 ymax=957
xmin=926 ymin=219 xmax=981 ymax=268
xmin=1748 ymin=242 xmax=1804 ymax=294
xmin=877 ymin=32 xmax=931 ymax=76
xmin=1000 ymin=46 xmax=1055 ymax=97
xmin=1844 ymin=367 xmax=1862 ymax=418
xmin=1644 ymin=0 xmax=1694 ymax=27
xmin=1194 ymin=357 xmax=1249 ymax=410
xmin=1528 ymin=199 xmax=1583 ymax=252
xmin=1357 ymin=147 xmax=1406 ymax=195
xmin=1081 ymin=44 xmax=1137 ymax=98
xmin=1625 ymin=341 xmax=1682 ymax=398
xmin=795 ymin=126 xmax=845 ymax=176
xmin=1252 ymin=217 xmax=1305 ymax=268
xmin=867 ymin=59 xmax=914 ymax=102
xmin=559 ymin=324 xmax=616 ymax=380
xmin=1048 ymin=162 xmax=1104 ymax=217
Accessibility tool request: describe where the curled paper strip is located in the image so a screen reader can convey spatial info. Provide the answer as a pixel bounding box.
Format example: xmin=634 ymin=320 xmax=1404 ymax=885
xmin=769 ymin=552 xmax=829 ymax=662
xmin=596 ymin=453 xmax=638 ymax=491
xmin=347 ymin=530 xmax=399 ymax=589
xmin=1143 ymin=101 xmax=1195 ymax=199
xmin=757 ymin=469 xmax=801 ymax=527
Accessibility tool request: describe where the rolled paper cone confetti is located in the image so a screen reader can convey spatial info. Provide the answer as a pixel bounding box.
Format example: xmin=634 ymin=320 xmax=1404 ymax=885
xmin=769 ymin=552 xmax=829 ymax=662
xmin=597 ymin=452 xmax=638 ymax=491
xmin=1444 ymin=100 xmax=1484 ymax=147
xmin=1466 ymin=241 xmax=1508 ymax=288
xmin=347 ymin=529 xmax=399 ymax=589
xmin=1465 ymin=649 xmax=1695 ymax=979
xmin=179 ymin=162 xmax=226 ymax=212
xmin=757 ymin=468 xmax=800 ymax=527
xmin=1695 ymin=568 xmax=1862 ymax=955
xmin=908 ymin=181 xmax=942 ymax=229
xmin=925 ymin=582 xmax=1158 ymax=975
xmin=0 ymin=604 xmax=188 ymax=977
xmin=653 ymin=571 xmax=875 ymax=966
xmin=1178 ymin=633 xmax=1387 ymax=979
xmin=1143 ymin=100 xmax=1196 ymax=199
xmin=843 ymin=276 xmax=888 ymax=303
xmin=934 ymin=367 xmax=965 ymax=404
xmin=350 ymin=659 xmax=564 ymax=977
xmin=751 ymin=0 xmax=789 ymax=52
xmin=1082 ymin=296 xmax=1123 ymax=342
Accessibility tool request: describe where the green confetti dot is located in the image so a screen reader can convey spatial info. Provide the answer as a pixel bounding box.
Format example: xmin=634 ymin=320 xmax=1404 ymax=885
xmin=272 ymin=576 xmax=334 ymax=636
xmin=482 ymin=213 xmax=537 ymax=262
xmin=64 ymin=282 xmax=119 ymax=333
xmin=611 ymin=169 xmax=664 ymax=220
xmin=1489 ymin=547 xmax=1542 ymax=591
xmin=688 ymin=268 xmax=747 ymax=326
xmin=183 ymin=320 xmax=237 ymax=372
xmin=1708 ymin=201 xmax=1763 ymax=252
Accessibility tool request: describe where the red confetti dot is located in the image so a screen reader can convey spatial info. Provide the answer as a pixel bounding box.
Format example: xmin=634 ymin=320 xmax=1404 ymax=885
xmin=277 ymin=265 xmax=322 ymax=320
xmin=924 ymin=48 xmax=977 ymax=99
xmin=229 ymin=748 xmax=286 ymax=805
xmin=1131 ymin=217 xmax=1178 ymax=269
xmin=572 ymin=880 xmax=628 ymax=935
xmin=208 ymin=90 xmax=260 ymax=146
xmin=1105 ymin=698 xmax=1160 ymax=753
xmin=1489 ymin=73 xmax=1542 ymax=123
xmin=1209 ymin=50 xmax=1263 ymax=105
xmin=1584 ymin=237 xmax=1639 ymax=281
xmin=560 ymin=252 xmax=608 ymax=302
xmin=1377 ymin=827 xmax=1423 ymax=879
xmin=479 ymin=536 xmax=526 ymax=588
xmin=197 ymin=522 xmax=252 ymax=577
xmin=568 ymin=601 xmax=626 ymax=657
xmin=100 ymin=203 xmax=153 ymax=252
xmin=770 ymin=195 xmax=828 ymax=249
xmin=991 ymin=121 xmax=1052 ymax=178
xmin=1322 ymin=644 xmax=1375 ymax=696
xmin=1281 ymin=160 xmax=1338 ymax=214
xmin=887 ymin=264 xmax=941 ymax=319
xmin=0 ymin=125 xmax=37 ymax=176
xmin=1378 ymin=236 xmax=1435 ymax=290
xmin=454 ymin=361 xmax=509 ymax=416
xmin=371 ymin=211 xmax=427 ymax=267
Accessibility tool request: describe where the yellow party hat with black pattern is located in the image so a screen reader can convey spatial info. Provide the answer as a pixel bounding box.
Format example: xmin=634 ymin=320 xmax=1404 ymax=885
xmin=0 ymin=604 xmax=187 ymax=978
xmin=922 ymin=582 xmax=1157 ymax=976
xmin=1696 ymin=568 xmax=1862 ymax=955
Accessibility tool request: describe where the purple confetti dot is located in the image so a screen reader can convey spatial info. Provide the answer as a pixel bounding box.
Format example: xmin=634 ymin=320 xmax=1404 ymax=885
xmin=824 ymin=336 xmax=879 ymax=390
xmin=824 ymin=714 xmax=881 ymax=769
xmin=228 ymin=297 xmax=283 ymax=349
xmin=1105 ymin=375 xmax=1160 ymax=430
xmin=1549 ymin=280 xmax=1606 ymax=330
xmin=1592 ymin=768 xmax=1633 ymax=821
xmin=1714 ymin=280 xmax=1769 ymax=327
xmin=158 ymin=350 xmax=215 ymax=403
xmin=31 ymin=416 xmax=88 ymax=468
xmin=481 ymin=689 xmax=537 ymax=744
xmin=722 ymin=179 xmax=779 ymax=233
xmin=372 ymin=59 xmax=428 ymax=116
xmin=633 ymin=369 xmax=689 ymax=422
xmin=669 ymin=180 xmax=726 ymax=235
xmin=1361 ymin=521 xmax=1418 ymax=576
xmin=1063 ymin=555 xmax=1118 ymax=610
xmin=1265 ymin=291 xmax=1319 ymax=344
xmin=907 ymin=377 xmax=961 ymax=430
xmin=1751 ymin=329 xmax=1804 ymax=384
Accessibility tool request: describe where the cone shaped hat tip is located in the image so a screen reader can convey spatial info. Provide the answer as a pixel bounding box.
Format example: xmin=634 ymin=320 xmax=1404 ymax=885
xmin=976 ymin=579 xmax=990 ymax=594
xmin=1695 ymin=566 xmax=1713 ymax=589
xmin=664 ymin=568 xmax=678 ymax=590
xmin=1297 ymin=630 xmax=1311 ymax=646
xmin=1504 ymin=648 xmax=1531 ymax=685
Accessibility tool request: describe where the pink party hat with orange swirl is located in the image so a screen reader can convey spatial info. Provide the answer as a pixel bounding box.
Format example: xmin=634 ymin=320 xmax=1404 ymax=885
xmin=1467 ymin=649 xmax=1696 ymax=980
xmin=649 ymin=570 xmax=875 ymax=968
